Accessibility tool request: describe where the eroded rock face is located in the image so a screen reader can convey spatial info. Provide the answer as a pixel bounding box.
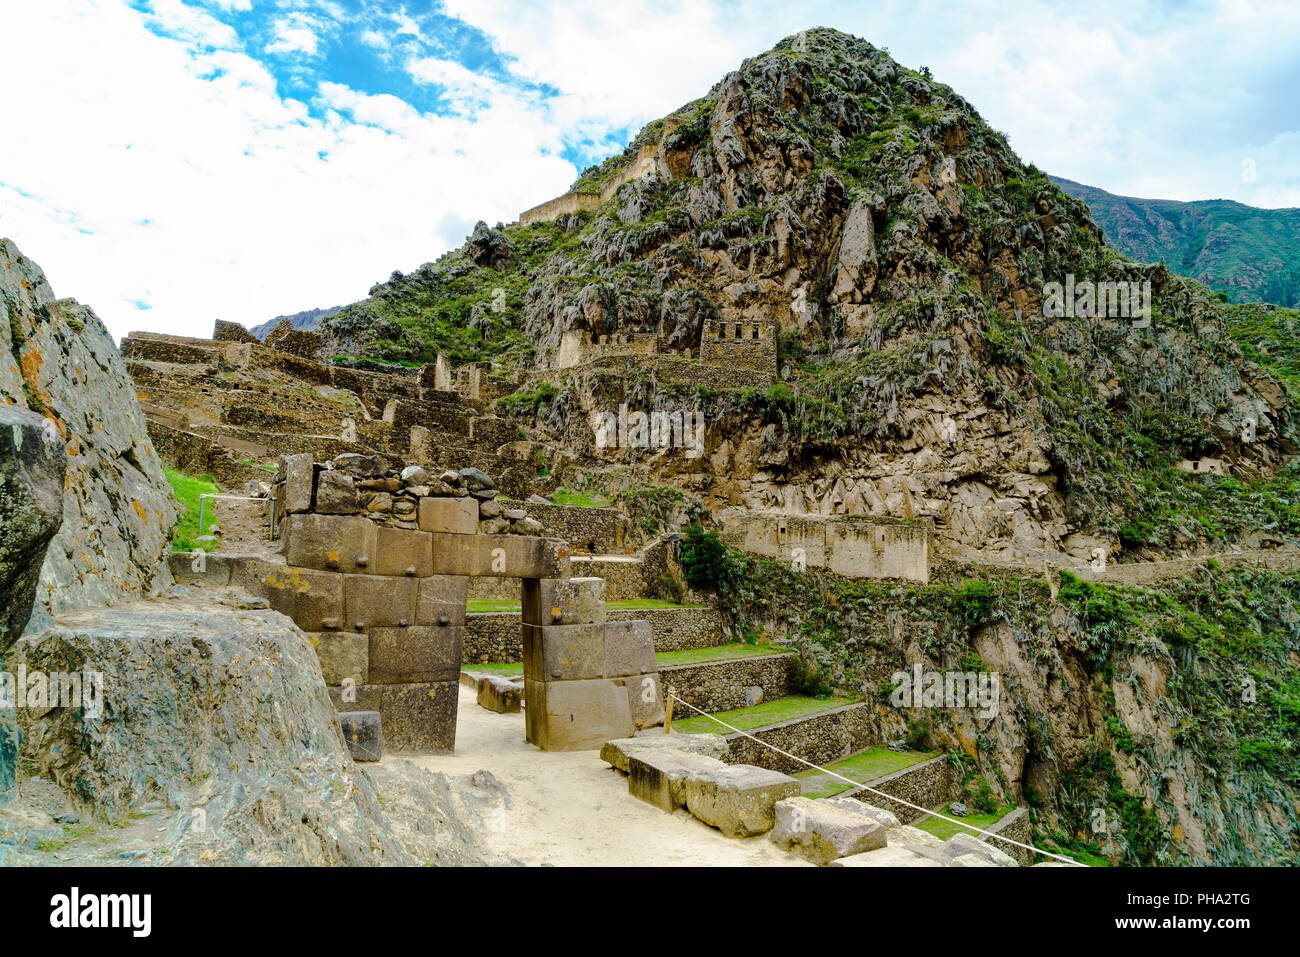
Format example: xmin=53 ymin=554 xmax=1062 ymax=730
xmin=0 ymin=406 xmax=67 ymax=650
xmin=8 ymin=592 xmax=508 ymax=865
xmin=0 ymin=239 xmax=176 ymax=621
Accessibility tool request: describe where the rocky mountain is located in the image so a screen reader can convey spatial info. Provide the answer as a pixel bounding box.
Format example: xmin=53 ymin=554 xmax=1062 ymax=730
xmin=313 ymin=27 xmax=1300 ymax=864
xmin=321 ymin=28 xmax=1296 ymax=568
xmin=1052 ymin=176 xmax=1300 ymax=308
xmin=249 ymin=304 xmax=343 ymax=341
xmin=1 ymin=238 xmax=176 ymax=629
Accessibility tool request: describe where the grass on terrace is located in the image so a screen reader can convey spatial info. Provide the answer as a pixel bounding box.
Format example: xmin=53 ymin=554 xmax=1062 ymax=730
xmin=795 ymin=747 xmax=936 ymax=799
xmin=669 ymin=694 xmax=855 ymax=735
xmin=466 ymin=597 xmax=707 ymax=614
xmin=464 ymin=642 xmax=787 ymax=677
xmin=913 ymin=805 xmax=1013 ymax=842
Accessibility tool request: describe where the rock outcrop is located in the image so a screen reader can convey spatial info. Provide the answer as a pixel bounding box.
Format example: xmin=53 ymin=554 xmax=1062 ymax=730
xmin=6 ymin=590 xmax=509 ymax=865
xmin=0 ymin=239 xmax=175 ymax=622
xmin=0 ymin=405 xmax=67 ymax=650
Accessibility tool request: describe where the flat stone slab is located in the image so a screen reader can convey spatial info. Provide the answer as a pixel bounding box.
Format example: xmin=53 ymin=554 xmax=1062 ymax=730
xmin=626 ymin=747 xmax=727 ymax=813
xmin=769 ymin=795 xmax=887 ymax=864
xmin=822 ymin=796 xmax=900 ymax=829
xmin=684 ymin=764 xmax=800 ymax=838
xmin=600 ymin=732 xmax=730 ymax=773
xmin=939 ymin=832 xmax=1017 ymax=867
xmin=829 ymin=845 xmax=944 ymax=867
xmin=477 ymin=675 xmax=523 ymax=714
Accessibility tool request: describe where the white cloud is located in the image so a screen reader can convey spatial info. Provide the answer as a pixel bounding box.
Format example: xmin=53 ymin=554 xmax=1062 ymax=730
xmin=0 ymin=0 xmax=1296 ymax=349
xmin=0 ymin=0 xmax=574 ymax=342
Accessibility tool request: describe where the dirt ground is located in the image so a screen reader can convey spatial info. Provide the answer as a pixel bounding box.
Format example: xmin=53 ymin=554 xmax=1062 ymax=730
xmin=402 ymin=685 xmax=809 ymax=867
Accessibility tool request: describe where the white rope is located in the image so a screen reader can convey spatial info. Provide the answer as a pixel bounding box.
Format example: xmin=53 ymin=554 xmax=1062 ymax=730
xmin=664 ymin=691 xmax=1087 ymax=867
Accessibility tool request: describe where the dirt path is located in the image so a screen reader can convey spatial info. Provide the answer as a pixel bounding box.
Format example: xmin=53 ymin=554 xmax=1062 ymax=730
xmin=400 ymin=685 xmax=808 ymax=867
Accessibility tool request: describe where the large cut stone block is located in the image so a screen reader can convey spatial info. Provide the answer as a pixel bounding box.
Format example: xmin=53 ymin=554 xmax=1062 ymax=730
xmin=342 ymin=574 xmax=417 ymax=631
xmin=525 ymin=677 xmax=633 ymax=751
xmin=603 ymin=620 xmax=656 ymax=677
xmin=417 ymin=496 xmax=478 ymax=534
xmin=373 ymin=525 xmax=433 ymax=578
xmin=521 ymin=577 xmax=606 ymax=626
xmin=310 ymin=630 xmax=368 ymax=685
xmin=769 ymin=795 xmax=887 ymax=864
xmin=684 ymin=765 xmax=801 ymax=837
xmin=236 ymin=561 xmax=343 ymax=632
xmin=416 ymin=575 xmax=469 ymax=627
xmin=521 ymin=622 xmax=605 ymax=681
xmin=627 ymin=747 xmax=727 ymax=812
xmin=430 ymin=533 xmax=570 ymax=579
xmin=281 ymin=513 xmax=377 ymax=573
xmin=476 ymin=675 xmax=523 ymax=713
xmin=338 ymin=711 xmax=383 ymax=762
xmin=279 ymin=452 xmax=315 ymax=513
xmin=829 ymin=846 xmax=943 ymax=867
xmin=368 ymin=624 xmax=463 ymax=684
xmin=624 ymin=672 xmax=665 ymax=730
xmin=328 ymin=681 xmax=458 ymax=753
xmin=600 ymin=732 xmax=731 ymax=772
xmin=167 ymin=550 xmax=233 ymax=585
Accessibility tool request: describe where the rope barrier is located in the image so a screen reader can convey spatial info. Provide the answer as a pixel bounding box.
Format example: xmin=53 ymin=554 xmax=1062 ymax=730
xmin=663 ymin=690 xmax=1087 ymax=867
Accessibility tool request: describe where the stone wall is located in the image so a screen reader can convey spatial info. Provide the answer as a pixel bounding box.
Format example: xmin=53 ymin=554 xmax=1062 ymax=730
xmin=718 ymin=702 xmax=875 ymax=774
xmin=845 ymin=755 xmax=962 ymax=824
xmin=520 ymin=502 xmax=629 ymax=554
xmin=722 ymin=511 xmax=932 ymax=583
xmin=698 ymin=318 xmax=778 ymax=377
xmin=981 ymin=807 xmax=1033 ymax=865
xmin=659 ymin=653 xmax=793 ymax=713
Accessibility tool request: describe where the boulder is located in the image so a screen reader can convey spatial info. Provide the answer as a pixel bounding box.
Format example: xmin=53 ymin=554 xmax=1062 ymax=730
xmin=400 ymin=465 xmax=429 ymax=485
xmin=331 ymin=453 xmax=388 ymax=479
xmin=0 ymin=406 xmax=67 ymax=651
xmin=769 ymin=795 xmax=887 ymax=864
xmin=315 ymin=470 xmax=360 ymax=514
xmin=683 ymin=764 xmax=800 ymax=837
xmin=599 ymin=731 xmax=730 ymax=772
xmin=458 ymin=467 xmax=495 ymax=492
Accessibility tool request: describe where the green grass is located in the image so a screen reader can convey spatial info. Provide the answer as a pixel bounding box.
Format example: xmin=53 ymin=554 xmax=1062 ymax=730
xmin=795 ymin=747 xmax=936 ymax=798
xmin=670 ymin=694 xmax=854 ymax=735
xmin=164 ymin=466 xmax=221 ymax=552
xmin=913 ymin=805 xmax=1012 ymax=841
xmin=655 ymin=643 xmax=785 ymax=666
xmin=462 ymin=642 xmax=786 ymax=678
xmin=549 ymin=488 xmax=613 ymax=508
xmin=465 ymin=597 xmax=707 ymax=614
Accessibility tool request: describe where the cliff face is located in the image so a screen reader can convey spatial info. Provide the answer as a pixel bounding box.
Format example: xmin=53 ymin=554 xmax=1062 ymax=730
xmin=0 ymin=239 xmax=175 ymax=624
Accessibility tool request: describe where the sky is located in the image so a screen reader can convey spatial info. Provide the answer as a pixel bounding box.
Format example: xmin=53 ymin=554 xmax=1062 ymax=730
xmin=1 ymin=0 xmax=1297 ymax=342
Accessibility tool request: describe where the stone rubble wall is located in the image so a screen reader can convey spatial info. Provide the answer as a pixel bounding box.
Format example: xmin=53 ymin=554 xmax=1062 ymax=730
xmin=718 ymin=702 xmax=876 ymax=774
xmin=659 ymin=653 xmax=795 ymax=713
xmin=843 ymin=755 xmax=962 ymax=824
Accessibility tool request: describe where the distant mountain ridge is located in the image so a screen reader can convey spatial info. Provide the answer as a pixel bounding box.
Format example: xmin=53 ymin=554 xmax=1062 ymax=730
xmin=249 ymin=304 xmax=343 ymax=340
xmin=1051 ymin=176 xmax=1300 ymax=307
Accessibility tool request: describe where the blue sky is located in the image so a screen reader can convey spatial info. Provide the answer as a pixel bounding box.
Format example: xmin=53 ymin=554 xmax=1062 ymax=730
xmin=1 ymin=0 xmax=1297 ymax=341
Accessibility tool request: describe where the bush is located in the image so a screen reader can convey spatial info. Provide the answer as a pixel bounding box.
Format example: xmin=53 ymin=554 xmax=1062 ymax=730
xmin=678 ymin=522 xmax=730 ymax=590
xmin=952 ymin=579 xmax=994 ymax=629
xmin=970 ymin=778 xmax=998 ymax=814
xmin=905 ymin=716 xmax=931 ymax=750
xmin=651 ymin=570 xmax=686 ymax=604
